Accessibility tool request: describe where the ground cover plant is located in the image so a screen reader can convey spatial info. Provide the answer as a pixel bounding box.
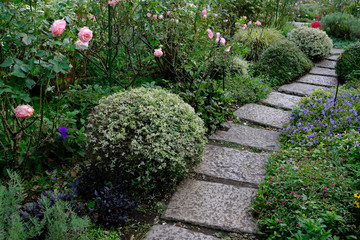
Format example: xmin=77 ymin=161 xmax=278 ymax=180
xmin=253 ymin=87 xmax=360 ymax=238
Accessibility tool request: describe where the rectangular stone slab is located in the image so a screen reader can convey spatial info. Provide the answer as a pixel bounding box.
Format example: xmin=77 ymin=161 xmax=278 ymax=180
xmin=195 ymin=145 xmax=268 ymax=185
xmin=327 ymin=55 xmax=339 ymax=61
xmin=235 ymin=103 xmax=291 ymax=129
xmin=297 ymin=74 xmax=338 ymax=87
xmin=144 ymin=225 xmax=219 ymax=240
xmin=210 ymin=122 xmax=280 ymax=151
xmin=278 ymin=82 xmax=322 ymax=97
xmin=162 ymin=179 xmax=258 ymax=234
xmin=315 ymin=60 xmax=336 ymax=69
xmin=261 ymin=92 xmax=302 ymax=110
xmin=309 ymin=67 xmax=337 ymax=77
xmin=331 ymin=48 xmax=344 ymax=55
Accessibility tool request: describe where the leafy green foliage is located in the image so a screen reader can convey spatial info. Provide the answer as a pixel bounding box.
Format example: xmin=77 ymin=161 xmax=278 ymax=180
xmin=321 ymin=12 xmax=360 ymax=40
xmin=287 ymin=27 xmax=333 ymax=62
xmin=280 ymin=22 xmax=298 ymax=37
xmin=234 ymin=28 xmax=285 ymax=61
xmin=225 ymin=74 xmax=271 ymax=106
xmin=86 ymin=87 xmax=207 ymax=194
xmin=336 ymin=42 xmax=360 ymax=83
xmin=253 ymin=40 xmax=313 ymax=86
xmin=175 ymin=79 xmax=234 ymax=134
xmin=252 ymin=147 xmax=359 ymax=239
xmin=0 ymin=170 xmax=90 ymax=240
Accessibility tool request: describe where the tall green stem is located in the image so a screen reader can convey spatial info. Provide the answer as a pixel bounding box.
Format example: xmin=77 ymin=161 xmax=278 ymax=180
xmin=108 ymin=5 xmax=112 ymax=84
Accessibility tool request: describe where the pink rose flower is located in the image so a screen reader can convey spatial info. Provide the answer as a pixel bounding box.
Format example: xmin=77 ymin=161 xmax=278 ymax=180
xmin=278 ymin=219 xmax=282 ymax=223
xmin=248 ymin=21 xmax=252 ymax=25
xmin=224 ymin=46 xmax=231 ymax=52
xmin=154 ymin=48 xmax=163 ymax=57
xmin=75 ymin=40 xmax=89 ymax=50
xmin=159 ymin=15 xmax=163 ymax=19
xmin=89 ymin=15 xmax=96 ymax=21
xmin=147 ymin=13 xmax=152 ymax=18
xmin=223 ymin=19 xmax=229 ymax=22
xmin=49 ymin=19 xmax=66 ymax=37
xmin=166 ymin=11 xmax=171 ymax=16
xmin=78 ymin=27 xmax=93 ymax=43
xmin=215 ymin=32 xmax=220 ymax=42
xmin=206 ymin=29 xmax=214 ymax=39
xmin=256 ymin=20 xmax=261 ymax=26
xmin=330 ymin=182 xmax=334 ymax=185
xmin=244 ymin=16 xmax=247 ymax=20
xmin=175 ymin=19 xmax=179 ymax=24
xmin=220 ymin=37 xmax=226 ymax=46
xmin=324 ymin=186 xmax=328 ymax=190
xmin=201 ymin=7 xmax=207 ymax=16
xmin=108 ymin=0 xmax=116 ymax=7
xmin=153 ymin=15 xmax=157 ymax=20
xmin=14 ymin=105 xmax=34 ymax=119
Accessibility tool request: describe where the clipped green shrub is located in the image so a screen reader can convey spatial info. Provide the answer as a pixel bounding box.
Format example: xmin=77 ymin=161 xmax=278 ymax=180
xmin=321 ymin=12 xmax=360 ymax=40
xmin=287 ymin=27 xmax=333 ymax=62
xmin=336 ymin=42 xmax=360 ymax=82
xmin=253 ymin=40 xmax=313 ymax=86
xmin=227 ymin=56 xmax=249 ymax=75
xmin=86 ymin=87 xmax=207 ymax=194
xmin=234 ymin=28 xmax=285 ymax=61
xmin=212 ymin=55 xmax=249 ymax=76
xmin=225 ymin=74 xmax=270 ymax=105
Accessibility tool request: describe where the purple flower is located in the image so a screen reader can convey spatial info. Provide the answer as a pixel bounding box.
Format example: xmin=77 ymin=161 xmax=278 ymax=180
xmin=45 ymin=190 xmax=51 ymax=194
xmin=58 ymin=127 xmax=68 ymax=139
xmin=51 ymin=177 xmax=57 ymax=180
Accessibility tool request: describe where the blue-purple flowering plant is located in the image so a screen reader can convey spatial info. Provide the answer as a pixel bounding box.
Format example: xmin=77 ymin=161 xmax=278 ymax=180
xmin=58 ymin=127 xmax=68 ymax=139
xmin=280 ymin=88 xmax=360 ymax=154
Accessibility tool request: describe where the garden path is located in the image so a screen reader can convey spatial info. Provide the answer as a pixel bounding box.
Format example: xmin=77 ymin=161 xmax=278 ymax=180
xmin=144 ymin=49 xmax=343 ymax=240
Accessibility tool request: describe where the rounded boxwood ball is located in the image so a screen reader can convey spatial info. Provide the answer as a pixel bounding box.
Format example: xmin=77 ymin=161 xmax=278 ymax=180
xmin=253 ymin=40 xmax=313 ymax=86
xmin=85 ymin=87 xmax=207 ymax=194
xmin=335 ymin=42 xmax=360 ymax=83
xmin=287 ymin=27 xmax=333 ymax=62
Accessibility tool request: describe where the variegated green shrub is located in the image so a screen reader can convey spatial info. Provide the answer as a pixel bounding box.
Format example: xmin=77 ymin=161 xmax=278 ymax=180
xmin=287 ymin=27 xmax=333 ymax=62
xmin=85 ymin=87 xmax=207 ymax=193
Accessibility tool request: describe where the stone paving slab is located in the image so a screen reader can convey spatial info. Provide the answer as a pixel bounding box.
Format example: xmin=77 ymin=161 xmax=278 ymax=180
xmin=144 ymin=225 xmax=219 ymax=240
xmin=315 ymin=60 xmax=336 ymax=69
xmin=331 ymin=48 xmax=344 ymax=55
xmin=297 ymin=74 xmax=337 ymax=87
xmin=235 ymin=103 xmax=290 ymax=129
xmin=162 ymin=179 xmax=258 ymax=234
xmin=195 ymin=145 xmax=268 ymax=185
xmin=210 ymin=122 xmax=280 ymax=151
xmin=278 ymin=82 xmax=322 ymax=97
xmin=327 ymin=55 xmax=340 ymax=61
xmin=260 ymin=92 xmax=302 ymax=110
xmin=309 ymin=67 xmax=337 ymax=77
